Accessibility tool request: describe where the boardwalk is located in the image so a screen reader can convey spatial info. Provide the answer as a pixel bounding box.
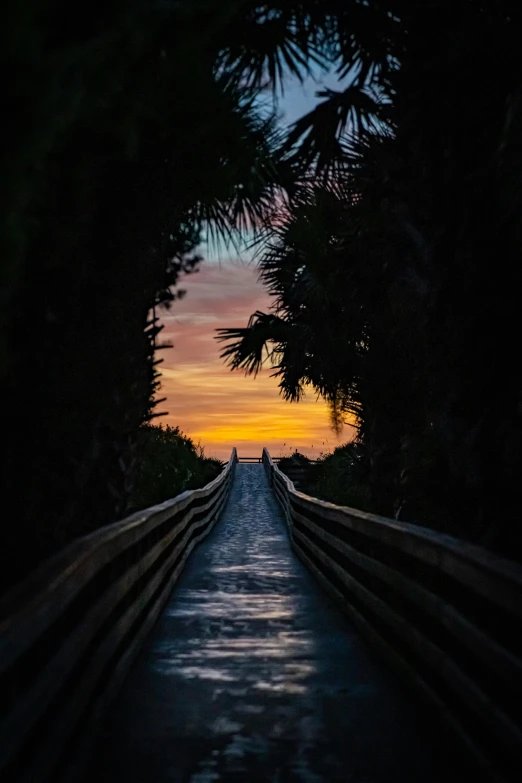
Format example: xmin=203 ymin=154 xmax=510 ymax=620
xmin=89 ymin=465 xmax=458 ymax=782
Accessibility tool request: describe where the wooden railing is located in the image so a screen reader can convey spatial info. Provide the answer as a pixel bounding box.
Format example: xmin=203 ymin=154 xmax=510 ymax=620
xmin=263 ymin=448 xmax=522 ymax=782
xmin=0 ymin=449 xmax=237 ymax=783
xmin=237 ymin=455 xmax=318 ymax=466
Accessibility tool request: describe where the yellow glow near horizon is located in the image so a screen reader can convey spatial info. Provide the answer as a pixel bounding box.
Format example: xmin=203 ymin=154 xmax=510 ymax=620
xmin=158 ymin=261 xmax=351 ymax=460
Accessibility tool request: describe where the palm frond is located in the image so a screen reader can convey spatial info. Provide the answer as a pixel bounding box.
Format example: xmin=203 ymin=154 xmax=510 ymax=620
xmin=216 ymin=6 xmax=327 ymax=93
xmin=193 ymin=82 xmax=290 ymax=244
xmin=283 ymin=83 xmax=389 ymax=171
xmin=216 ymin=311 xmax=289 ymax=375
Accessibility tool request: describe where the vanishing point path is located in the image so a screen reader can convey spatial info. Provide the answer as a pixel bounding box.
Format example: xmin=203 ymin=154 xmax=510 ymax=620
xmin=90 ymin=465 xmax=458 ymax=782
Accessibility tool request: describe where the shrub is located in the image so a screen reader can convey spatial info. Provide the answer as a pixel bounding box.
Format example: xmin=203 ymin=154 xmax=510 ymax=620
xmin=304 ymin=442 xmax=372 ymax=512
xmin=128 ymin=424 xmax=223 ymax=513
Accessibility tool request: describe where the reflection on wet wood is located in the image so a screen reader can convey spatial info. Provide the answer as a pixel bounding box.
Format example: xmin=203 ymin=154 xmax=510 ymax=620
xmin=263 ymin=447 xmax=522 ymax=782
xmin=0 ymin=450 xmax=237 ymax=783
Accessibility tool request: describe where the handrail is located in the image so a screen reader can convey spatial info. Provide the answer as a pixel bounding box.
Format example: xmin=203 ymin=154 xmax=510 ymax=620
xmin=262 ymin=447 xmax=522 ymax=782
xmin=236 ymin=456 xmax=318 ymax=464
xmin=0 ymin=449 xmax=237 ymax=783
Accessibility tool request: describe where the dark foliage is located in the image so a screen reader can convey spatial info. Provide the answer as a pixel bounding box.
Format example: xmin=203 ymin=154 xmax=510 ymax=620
xmin=304 ymin=443 xmax=372 ymax=512
xmin=218 ymin=1 xmax=522 ymax=559
xmin=0 ymin=1 xmax=303 ymax=592
xmin=128 ymin=425 xmax=223 ymax=513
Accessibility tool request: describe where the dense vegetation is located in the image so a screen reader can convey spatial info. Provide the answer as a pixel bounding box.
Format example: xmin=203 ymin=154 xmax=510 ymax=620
xmin=2 ymin=1 xmax=290 ymax=592
xmin=129 ymin=425 xmax=223 ymax=513
xmin=218 ymin=2 xmax=522 ymax=557
xmin=3 ymin=1 xmax=522 ymax=593
xmin=279 ymin=447 xmax=373 ymax=513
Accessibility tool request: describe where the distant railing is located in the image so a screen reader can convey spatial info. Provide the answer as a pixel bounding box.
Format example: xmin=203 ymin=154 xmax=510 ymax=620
xmin=262 ymin=448 xmax=522 ymax=782
xmin=0 ymin=449 xmax=237 ymax=783
xmin=237 ymin=455 xmax=318 ymax=465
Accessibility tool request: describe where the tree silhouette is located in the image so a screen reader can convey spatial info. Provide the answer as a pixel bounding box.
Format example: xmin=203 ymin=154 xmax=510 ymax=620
xmin=217 ymin=1 xmax=522 ymax=557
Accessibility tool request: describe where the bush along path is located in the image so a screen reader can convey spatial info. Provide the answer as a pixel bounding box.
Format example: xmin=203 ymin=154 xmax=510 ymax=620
xmin=128 ymin=425 xmax=223 ymax=513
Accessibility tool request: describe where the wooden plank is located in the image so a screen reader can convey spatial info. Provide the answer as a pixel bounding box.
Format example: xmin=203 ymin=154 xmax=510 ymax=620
xmin=292 ymin=508 xmax=522 ymax=687
xmin=15 ymin=489 xmax=229 ymax=783
xmin=265 ymin=457 xmax=522 ymax=617
xmin=292 ymin=526 xmax=522 ymax=753
xmin=0 ymin=478 xmax=230 ymax=767
xmin=291 ymin=538 xmax=502 ymax=783
xmin=0 ymin=455 xmax=235 ymax=671
xmin=4 ymin=452 xmax=232 ymax=619
xmin=264 ymin=448 xmax=521 ymax=777
xmin=292 ymin=488 xmax=522 ymax=597
xmin=6 ymin=450 xmax=234 ymax=622
xmin=61 ymin=485 xmax=229 ymax=783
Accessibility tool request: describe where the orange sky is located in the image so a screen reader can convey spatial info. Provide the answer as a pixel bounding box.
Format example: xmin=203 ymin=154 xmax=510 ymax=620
xmin=158 ymin=259 xmax=349 ymax=461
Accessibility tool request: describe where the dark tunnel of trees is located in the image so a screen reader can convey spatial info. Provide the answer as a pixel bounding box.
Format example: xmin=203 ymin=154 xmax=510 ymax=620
xmin=2 ymin=1 xmax=522 ymax=593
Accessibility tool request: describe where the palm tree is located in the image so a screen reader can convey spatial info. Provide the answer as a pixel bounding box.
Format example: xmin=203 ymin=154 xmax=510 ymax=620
xmin=216 ymin=1 xmax=522 ymax=553
xmin=216 ymin=157 xmax=429 ymax=517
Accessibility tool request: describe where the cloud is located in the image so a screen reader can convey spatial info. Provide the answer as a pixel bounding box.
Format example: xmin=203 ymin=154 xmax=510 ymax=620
xmin=157 ymin=260 xmax=347 ymax=459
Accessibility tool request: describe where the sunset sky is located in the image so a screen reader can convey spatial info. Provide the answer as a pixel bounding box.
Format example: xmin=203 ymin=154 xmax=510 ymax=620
xmin=159 ymin=72 xmax=351 ymax=461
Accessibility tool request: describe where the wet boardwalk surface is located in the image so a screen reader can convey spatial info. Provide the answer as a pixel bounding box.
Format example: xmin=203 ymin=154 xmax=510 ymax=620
xmin=90 ymin=465 xmax=458 ymax=782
